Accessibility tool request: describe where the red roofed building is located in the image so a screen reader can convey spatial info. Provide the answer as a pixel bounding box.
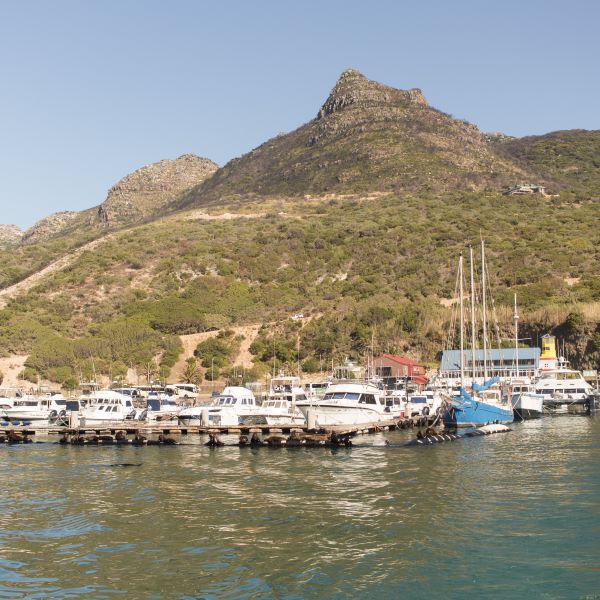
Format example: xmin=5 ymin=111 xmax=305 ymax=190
xmin=369 ymin=354 xmax=428 ymax=386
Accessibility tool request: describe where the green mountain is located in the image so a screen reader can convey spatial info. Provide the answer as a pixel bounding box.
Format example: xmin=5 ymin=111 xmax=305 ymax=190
xmin=0 ymin=70 xmax=598 ymax=388
xmin=180 ymin=69 xmax=529 ymax=207
xmin=492 ymin=129 xmax=600 ymax=197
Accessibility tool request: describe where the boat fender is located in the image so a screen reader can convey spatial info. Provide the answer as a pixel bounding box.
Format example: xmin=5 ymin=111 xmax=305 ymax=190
xmin=422 ymin=407 xmax=430 ymax=416
xmin=49 ymin=410 xmax=58 ymax=419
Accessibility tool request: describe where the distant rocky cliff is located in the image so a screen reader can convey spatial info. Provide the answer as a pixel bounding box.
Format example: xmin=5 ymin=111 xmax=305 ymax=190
xmin=21 ymin=211 xmax=80 ymax=245
xmin=12 ymin=154 xmax=219 ymax=245
xmin=95 ymin=154 xmax=218 ymax=226
xmin=0 ymin=225 xmax=23 ymax=248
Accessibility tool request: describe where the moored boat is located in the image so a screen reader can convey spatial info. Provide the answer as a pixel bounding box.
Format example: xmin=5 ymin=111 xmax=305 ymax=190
xmin=440 ymin=242 xmax=514 ymax=427
xmin=296 ymin=381 xmax=389 ymax=426
xmin=1 ymin=394 xmax=68 ymax=423
xmin=178 ymin=386 xmax=260 ymax=427
xmin=79 ymin=390 xmax=137 ymax=425
xmin=247 ymin=376 xmax=306 ymax=426
xmin=534 ymin=335 xmax=592 ymax=414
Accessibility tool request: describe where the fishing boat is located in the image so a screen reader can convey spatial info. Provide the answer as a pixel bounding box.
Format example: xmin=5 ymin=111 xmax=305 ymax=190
xmin=296 ymin=381 xmax=389 ymax=426
xmin=178 ymin=386 xmax=261 ymax=426
xmin=441 ymin=242 xmax=514 ymax=427
xmin=246 ymin=376 xmax=306 ymax=426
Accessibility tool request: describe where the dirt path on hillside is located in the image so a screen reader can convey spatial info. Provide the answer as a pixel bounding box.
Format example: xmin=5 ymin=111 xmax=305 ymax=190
xmin=0 ymin=235 xmax=114 ymax=309
xmin=170 ymin=325 xmax=261 ymax=382
xmin=0 ymin=355 xmax=28 ymax=388
xmin=184 ymin=211 xmax=266 ymax=221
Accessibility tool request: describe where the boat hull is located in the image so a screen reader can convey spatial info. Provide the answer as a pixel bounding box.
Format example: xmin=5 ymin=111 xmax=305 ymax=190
xmin=1 ymin=410 xmax=52 ymax=422
xmin=298 ymin=403 xmax=388 ymax=427
xmin=443 ymin=399 xmax=514 ymax=427
xmin=512 ymin=393 xmax=544 ymax=420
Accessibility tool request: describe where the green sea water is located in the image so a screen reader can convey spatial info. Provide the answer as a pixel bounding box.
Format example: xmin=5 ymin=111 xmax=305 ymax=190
xmin=0 ymin=416 xmax=599 ymax=599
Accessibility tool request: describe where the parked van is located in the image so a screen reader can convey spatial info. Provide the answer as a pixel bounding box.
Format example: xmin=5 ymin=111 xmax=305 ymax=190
xmin=172 ymin=383 xmax=199 ymax=400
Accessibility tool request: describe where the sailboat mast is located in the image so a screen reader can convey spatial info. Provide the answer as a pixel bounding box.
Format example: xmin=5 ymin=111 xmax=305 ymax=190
xmin=481 ymin=239 xmax=488 ymax=380
xmin=513 ymin=293 xmax=519 ymax=379
xmin=469 ymin=245 xmax=477 ymax=382
xmin=459 ymin=253 xmax=465 ymax=387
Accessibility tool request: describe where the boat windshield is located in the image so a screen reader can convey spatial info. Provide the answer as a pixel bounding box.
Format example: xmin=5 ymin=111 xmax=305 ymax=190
xmin=216 ymin=396 xmax=235 ymax=406
xmin=323 ymin=392 xmax=360 ymax=401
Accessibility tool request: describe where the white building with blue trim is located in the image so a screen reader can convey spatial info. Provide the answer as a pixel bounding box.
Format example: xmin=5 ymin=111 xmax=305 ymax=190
xmin=439 ymin=347 xmax=541 ymax=380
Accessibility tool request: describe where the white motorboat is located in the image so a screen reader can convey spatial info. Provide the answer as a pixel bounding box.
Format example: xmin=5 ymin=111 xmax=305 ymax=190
xmin=510 ymin=382 xmax=544 ymax=419
xmin=296 ymin=381 xmax=389 ymax=427
xmin=247 ymin=376 xmax=306 ymax=426
xmin=178 ymin=386 xmax=260 ymax=427
xmin=143 ymin=392 xmax=182 ymax=421
xmin=383 ymin=390 xmax=406 ymax=418
xmin=534 ymin=335 xmax=592 ymax=413
xmin=1 ymin=394 xmax=67 ymax=423
xmin=79 ymin=390 xmax=137 ymax=425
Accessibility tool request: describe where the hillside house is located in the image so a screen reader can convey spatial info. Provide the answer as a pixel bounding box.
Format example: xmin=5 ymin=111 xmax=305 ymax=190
xmin=504 ymin=183 xmax=547 ymax=196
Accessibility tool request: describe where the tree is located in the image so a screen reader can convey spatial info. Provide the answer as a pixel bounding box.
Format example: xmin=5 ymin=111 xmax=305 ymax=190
xmin=183 ymin=357 xmax=202 ymax=385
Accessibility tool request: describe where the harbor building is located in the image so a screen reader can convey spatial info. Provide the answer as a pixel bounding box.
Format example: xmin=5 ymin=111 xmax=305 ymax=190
xmin=369 ymin=354 xmax=428 ymax=386
xmin=439 ymin=347 xmax=540 ymax=380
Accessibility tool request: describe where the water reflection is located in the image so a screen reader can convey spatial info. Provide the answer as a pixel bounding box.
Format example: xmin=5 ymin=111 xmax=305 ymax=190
xmin=0 ymin=417 xmax=598 ymax=598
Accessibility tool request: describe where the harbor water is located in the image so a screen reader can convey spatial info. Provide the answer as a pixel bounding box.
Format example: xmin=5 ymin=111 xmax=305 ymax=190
xmin=1 ymin=416 xmax=599 ymax=599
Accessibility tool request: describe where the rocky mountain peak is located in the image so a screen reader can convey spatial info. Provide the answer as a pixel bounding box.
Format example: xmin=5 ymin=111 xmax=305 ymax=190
xmin=318 ymin=68 xmax=427 ymax=119
xmin=21 ymin=212 xmax=80 ymax=245
xmin=96 ymin=154 xmax=218 ymax=226
xmin=0 ymin=224 xmax=23 ymax=248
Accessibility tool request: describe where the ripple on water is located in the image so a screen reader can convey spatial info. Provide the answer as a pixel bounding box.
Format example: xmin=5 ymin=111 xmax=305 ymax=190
xmin=0 ymin=417 xmax=599 ymax=598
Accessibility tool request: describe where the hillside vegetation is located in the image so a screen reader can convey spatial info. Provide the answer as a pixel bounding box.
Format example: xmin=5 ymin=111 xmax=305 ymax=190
xmin=0 ymin=69 xmax=599 ymax=387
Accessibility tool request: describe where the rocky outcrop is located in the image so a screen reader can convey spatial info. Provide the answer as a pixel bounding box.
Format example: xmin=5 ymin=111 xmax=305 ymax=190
xmin=0 ymin=225 xmax=23 ymax=248
xmin=21 ymin=212 xmax=80 ymax=245
xmin=317 ymin=68 xmax=427 ymax=119
xmin=95 ymin=154 xmax=218 ymax=226
xmin=180 ymin=68 xmax=530 ymax=208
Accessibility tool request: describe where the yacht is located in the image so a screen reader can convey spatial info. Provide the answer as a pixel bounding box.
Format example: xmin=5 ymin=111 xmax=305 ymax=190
xmin=534 ymin=335 xmax=592 ymax=413
xmin=247 ymin=376 xmax=306 ymax=426
xmin=296 ymin=381 xmax=389 ymax=426
xmin=178 ymin=386 xmax=260 ymax=427
xmin=79 ymin=390 xmax=137 ymax=425
xmin=1 ymin=394 xmax=67 ymax=423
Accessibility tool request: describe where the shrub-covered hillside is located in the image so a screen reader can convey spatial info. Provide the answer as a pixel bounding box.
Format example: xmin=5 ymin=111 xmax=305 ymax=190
xmin=1 ymin=191 xmax=599 ymax=385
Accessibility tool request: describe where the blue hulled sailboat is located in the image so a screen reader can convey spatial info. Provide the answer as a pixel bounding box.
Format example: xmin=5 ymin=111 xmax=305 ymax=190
xmin=441 ymin=242 xmax=514 ymax=427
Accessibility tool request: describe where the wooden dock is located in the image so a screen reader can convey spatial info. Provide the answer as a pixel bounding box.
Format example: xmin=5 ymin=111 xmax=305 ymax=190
xmin=0 ymin=415 xmax=434 ymax=438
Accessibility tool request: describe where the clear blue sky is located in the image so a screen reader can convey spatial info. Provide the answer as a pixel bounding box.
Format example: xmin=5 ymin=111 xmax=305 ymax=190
xmin=1 ymin=0 xmax=598 ymax=229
